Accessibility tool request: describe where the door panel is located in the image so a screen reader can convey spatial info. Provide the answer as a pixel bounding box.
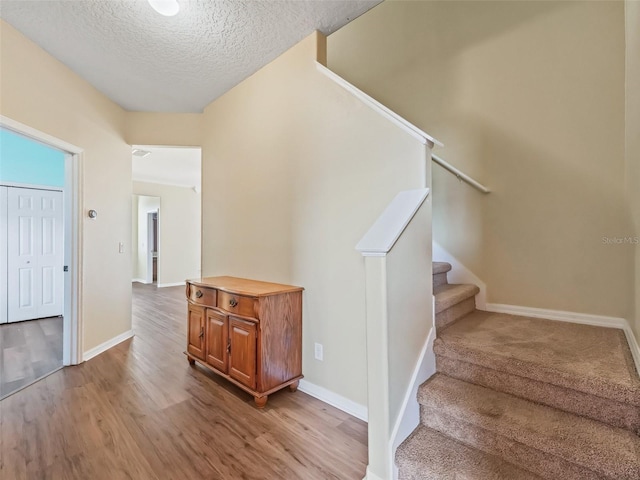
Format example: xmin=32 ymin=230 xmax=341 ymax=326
xmin=206 ymin=309 xmax=228 ymax=372
xmin=0 ymin=187 xmax=7 ymax=324
xmin=37 ymin=190 xmax=63 ymax=318
xmin=8 ymin=188 xmax=63 ymax=322
xmin=228 ymin=317 xmax=257 ymax=389
xmin=187 ymin=304 xmax=206 ymax=360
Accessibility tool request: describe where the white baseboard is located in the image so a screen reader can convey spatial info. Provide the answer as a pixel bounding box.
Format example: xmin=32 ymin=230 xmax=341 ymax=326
xmin=157 ymin=281 xmax=185 ymax=288
xmin=432 ymin=242 xmax=486 ymax=309
xmin=485 ymin=303 xmax=640 ymax=373
xmin=83 ymin=330 xmax=134 ymax=362
xmin=298 ymin=379 xmax=368 ymax=422
xmin=485 ymin=303 xmax=626 ymax=328
xmin=363 ymin=467 xmax=386 ymax=480
xmin=132 ymin=278 xmax=150 ymax=284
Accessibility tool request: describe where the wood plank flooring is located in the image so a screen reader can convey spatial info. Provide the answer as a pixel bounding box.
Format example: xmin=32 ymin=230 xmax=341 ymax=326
xmin=0 ymin=283 xmax=368 ymax=479
xmin=0 ymin=316 xmax=63 ymax=399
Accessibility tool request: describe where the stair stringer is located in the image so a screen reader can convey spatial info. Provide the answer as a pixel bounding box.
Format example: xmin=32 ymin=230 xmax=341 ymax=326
xmin=390 ymin=326 xmax=437 ymax=480
xmin=433 ymin=241 xmax=486 ymax=309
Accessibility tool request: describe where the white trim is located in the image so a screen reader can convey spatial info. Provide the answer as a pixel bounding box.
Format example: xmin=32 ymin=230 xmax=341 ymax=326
xmin=390 ymin=328 xmax=436 ymax=480
xmin=624 ymin=328 xmax=640 ymax=372
xmin=356 ymin=189 xmax=429 ymax=256
xmin=433 ymin=242 xmax=486 ymax=309
xmin=1 ymin=116 xmax=82 ymax=154
xmin=363 ymin=468 xmax=386 ymax=480
xmin=0 ymin=182 xmax=63 ymax=192
xmin=83 ymin=330 xmax=134 ymax=362
xmin=485 ymin=303 xmax=640 ymax=372
xmin=132 ymin=278 xmax=148 ymax=284
xmin=157 ymin=281 xmax=185 ymax=288
xmin=298 ymin=379 xmax=368 ymax=422
xmin=485 ymin=303 xmax=627 ymax=328
xmin=316 ymin=63 xmax=442 ymax=149
xmin=1 ymin=115 xmax=84 ymax=366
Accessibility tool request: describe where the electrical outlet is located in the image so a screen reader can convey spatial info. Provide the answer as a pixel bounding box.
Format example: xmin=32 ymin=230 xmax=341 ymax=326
xmin=314 ymin=342 xmax=323 ymax=361
xmin=119 ymin=242 xmax=124 ymax=253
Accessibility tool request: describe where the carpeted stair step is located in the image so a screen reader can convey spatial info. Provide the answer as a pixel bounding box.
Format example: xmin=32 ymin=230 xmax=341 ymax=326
xmin=432 ymin=262 xmax=452 ymax=288
xmin=396 ymin=425 xmax=543 ymax=480
xmin=419 ymin=374 xmax=640 ymax=480
xmin=435 ymin=310 xmax=640 ymax=432
xmin=434 ymin=283 xmax=479 ymax=330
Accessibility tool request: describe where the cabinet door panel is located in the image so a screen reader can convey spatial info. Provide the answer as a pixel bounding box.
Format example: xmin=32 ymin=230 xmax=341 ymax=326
xmin=187 ymin=304 xmax=206 ymax=360
xmin=228 ymin=317 xmax=257 ymax=389
xmin=206 ymin=309 xmax=228 ymax=372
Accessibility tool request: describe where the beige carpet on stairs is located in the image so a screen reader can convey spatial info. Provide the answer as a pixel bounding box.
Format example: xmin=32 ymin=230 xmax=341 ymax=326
xmin=396 ymin=261 xmax=640 ymax=480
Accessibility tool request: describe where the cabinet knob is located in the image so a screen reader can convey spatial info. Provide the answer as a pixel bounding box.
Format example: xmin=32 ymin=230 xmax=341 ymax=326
xmin=195 ymin=290 xmax=203 ymax=298
xmin=199 ymin=327 xmax=204 ymax=339
xmin=229 ymin=298 xmax=238 ymax=307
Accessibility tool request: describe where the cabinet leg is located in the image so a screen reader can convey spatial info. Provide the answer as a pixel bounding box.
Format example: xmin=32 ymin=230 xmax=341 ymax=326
xmin=289 ymin=380 xmax=299 ymax=392
xmin=254 ymin=396 xmax=268 ymax=408
xmin=187 ymin=357 xmax=196 ymax=366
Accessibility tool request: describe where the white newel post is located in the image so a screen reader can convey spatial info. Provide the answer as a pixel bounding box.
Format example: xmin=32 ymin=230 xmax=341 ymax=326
xmin=356 ymin=189 xmax=432 ymax=480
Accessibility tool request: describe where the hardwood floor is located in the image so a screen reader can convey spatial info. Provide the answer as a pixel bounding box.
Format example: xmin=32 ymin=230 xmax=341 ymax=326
xmin=0 ymin=283 xmax=368 ymax=479
xmin=0 ymin=316 xmax=63 ymax=399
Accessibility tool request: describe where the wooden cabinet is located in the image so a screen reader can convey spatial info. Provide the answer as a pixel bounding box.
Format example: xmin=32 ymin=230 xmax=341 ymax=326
xmin=185 ymin=276 xmax=303 ymax=408
xmin=187 ymin=303 xmax=206 ymax=361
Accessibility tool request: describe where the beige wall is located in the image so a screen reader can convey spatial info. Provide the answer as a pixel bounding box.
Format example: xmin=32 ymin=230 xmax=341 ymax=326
xmin=201 ymin=32 xmax=426 ymax=405
xmin=626 ymin=0 xmax=640 ymax=337
xmin=125 ymin=112 xmax=203 ymax=147
xmin=329 ymin=1 xmax=634 ymax=321
xmin=132 ymin=194 xmax=139 ymax=277
xmin=133 ymin=182 xmax=201 ymax=285
xmin=0 ymin=20 xmax=132 ymax=351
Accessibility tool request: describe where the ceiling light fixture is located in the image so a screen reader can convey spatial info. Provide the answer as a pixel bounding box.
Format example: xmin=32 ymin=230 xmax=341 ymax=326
xmin=148 ymin=0 xmax=180 ymax=17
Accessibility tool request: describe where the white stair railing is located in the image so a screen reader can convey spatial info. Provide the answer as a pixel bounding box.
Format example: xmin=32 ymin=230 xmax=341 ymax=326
xmin=356 ymin=188 xmax=434 ymax=480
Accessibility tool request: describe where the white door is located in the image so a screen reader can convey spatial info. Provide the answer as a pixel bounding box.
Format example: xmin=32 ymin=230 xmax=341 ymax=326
xmin=7 ymin=187 xmax=64 ymax=322
xmin=0 ymin=187 xmax=7 ymax=324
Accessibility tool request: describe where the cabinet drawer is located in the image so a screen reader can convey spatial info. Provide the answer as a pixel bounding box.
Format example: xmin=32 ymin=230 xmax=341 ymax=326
xmin=217 ymin=291 xmax=257 ymax=318
xmin=188 ymin=284 xmax=217 ymax=306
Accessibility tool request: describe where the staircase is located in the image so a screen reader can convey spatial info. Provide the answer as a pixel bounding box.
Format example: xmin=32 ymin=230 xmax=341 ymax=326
xmin=396 ymin=262 xmax=640 ymax=479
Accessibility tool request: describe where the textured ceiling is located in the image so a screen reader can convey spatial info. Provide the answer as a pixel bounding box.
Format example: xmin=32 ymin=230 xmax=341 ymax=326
xmin=132 ymin=146 xmax=201 ymax=188
xmin=0 ymin=0 xmax=381 ymax=112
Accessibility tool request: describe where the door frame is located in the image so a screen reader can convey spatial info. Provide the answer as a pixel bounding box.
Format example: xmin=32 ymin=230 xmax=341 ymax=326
xmin=1 ymin=115 xmax=84 ymax=366
xmin=146 ymin=211 xmax=155 ymax=284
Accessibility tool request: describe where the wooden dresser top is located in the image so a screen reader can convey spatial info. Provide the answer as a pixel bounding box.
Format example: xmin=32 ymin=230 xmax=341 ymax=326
xmin=187 ymin=276 xmax=303 ymax=297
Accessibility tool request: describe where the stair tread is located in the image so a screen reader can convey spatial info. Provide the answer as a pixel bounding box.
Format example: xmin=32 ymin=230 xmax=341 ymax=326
xmin=432 ymin=262 xmax=452 ymax=275
xmin=419 ymin=374 xmax=640 ymax=479
xmin=435 ymin=310 xmax=640 ymax=405
xmin=396 ymin=425 xmax=542 ymax=480
xmin=434 ymin=283 xmax=479 ymax=314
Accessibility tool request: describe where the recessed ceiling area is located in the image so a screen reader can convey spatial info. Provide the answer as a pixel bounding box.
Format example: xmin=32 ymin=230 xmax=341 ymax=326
xmin=0 ymin=0 xmax=381 ymax=113
xmin=132 ymin=146 xmax=201 ymax=189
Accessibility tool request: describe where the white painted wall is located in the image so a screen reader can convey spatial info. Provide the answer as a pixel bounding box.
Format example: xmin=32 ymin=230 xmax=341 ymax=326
xmin=133 ymin=195 xmax=160 ymax=283
xmin=133 ymin=182 xmax=201 ymax=286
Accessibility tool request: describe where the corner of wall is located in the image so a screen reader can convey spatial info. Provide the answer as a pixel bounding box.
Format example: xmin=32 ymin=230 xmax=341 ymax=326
xmin=315 ymin=30 xmax=327 ymax=66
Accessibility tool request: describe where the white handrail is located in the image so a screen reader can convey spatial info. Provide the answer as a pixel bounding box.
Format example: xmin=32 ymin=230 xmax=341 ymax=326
xmin=432 ymin=154 xmax=490 ymax=193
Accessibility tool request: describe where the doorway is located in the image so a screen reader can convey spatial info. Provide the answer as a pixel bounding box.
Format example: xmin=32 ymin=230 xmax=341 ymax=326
xmin=131 ymin=195 xmax=160 ymax=284
xmin=0 ymin=117 xmax=83 ymax=399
